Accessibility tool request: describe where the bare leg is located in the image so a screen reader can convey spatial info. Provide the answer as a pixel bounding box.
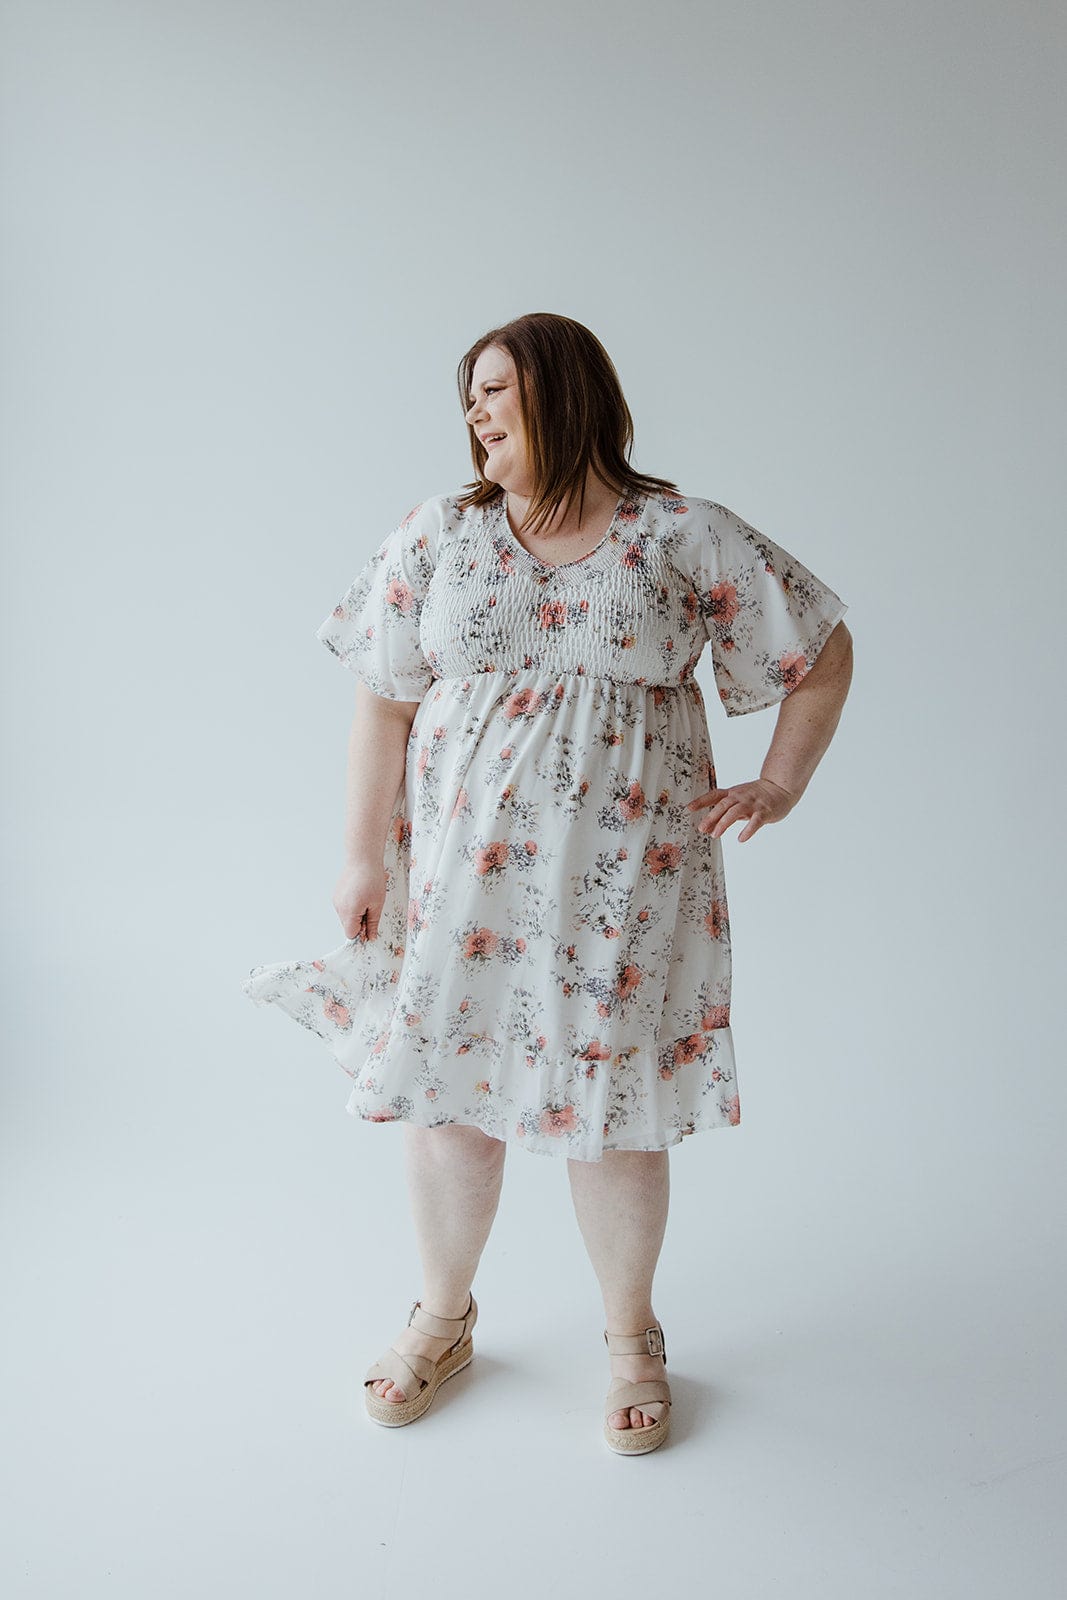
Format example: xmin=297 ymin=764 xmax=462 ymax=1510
xmin=567 ymin=1148 xmax=670 ymax=1429
xmin=370 ymin=1121 xmax=507 ymax=1402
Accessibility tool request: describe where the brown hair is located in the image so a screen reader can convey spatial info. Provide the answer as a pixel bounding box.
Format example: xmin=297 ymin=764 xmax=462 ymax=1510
xmin=455 ymin=312 xmax=681 ymax=539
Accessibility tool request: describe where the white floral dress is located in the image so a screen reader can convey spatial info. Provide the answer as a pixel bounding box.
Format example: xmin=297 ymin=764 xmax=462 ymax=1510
xmin=242 ymin=487 xmax=848 ymax=1161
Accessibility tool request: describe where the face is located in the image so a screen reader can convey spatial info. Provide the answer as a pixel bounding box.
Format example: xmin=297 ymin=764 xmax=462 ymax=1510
xmin=464 ymin=345 xmax=531 ymax=491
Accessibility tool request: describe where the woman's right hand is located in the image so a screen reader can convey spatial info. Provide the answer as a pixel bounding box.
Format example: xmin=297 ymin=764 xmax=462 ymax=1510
xmin=332 ymin=855 xmax=387 ymax=941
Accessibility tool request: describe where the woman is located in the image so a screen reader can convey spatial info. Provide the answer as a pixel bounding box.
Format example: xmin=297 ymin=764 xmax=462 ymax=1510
xmin=244 ymin=312 xmax=853 ymax=1455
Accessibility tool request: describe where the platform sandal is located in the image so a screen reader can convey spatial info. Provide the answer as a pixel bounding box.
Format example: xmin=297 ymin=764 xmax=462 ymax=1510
xmin=603 ymin=1322 xmax=672 ymax=1454
xmin=363 ymin=1291 xmax=478 ymax=1427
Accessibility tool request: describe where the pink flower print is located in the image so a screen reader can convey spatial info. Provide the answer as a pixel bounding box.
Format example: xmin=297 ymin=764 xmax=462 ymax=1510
xmin=404 ymin=1012 xmax=422 ymax=1027
xmin=702 ymin=1004 xmax=730 ymax=1030
xmin=459 ymin=999 xmax=470 ymax=1013
xmin=778 ymin=650 xmax=809 ymax=691
xmin=618 ymin=782 xmax=647 ymax=822
xmin=603 ymin=926 xmax=621 ymax=940
xmin=658 ymin=1064 xmax=675 ymax=1081
xmin=539 ymin=599 xmax=568 ymax=631
xmin=682 ymin=589 xmax=699 ymax=625
xmin=503 ymin=688 xmax=543 ymax=719
xmin=433 ymin=725 xmax=446 ymax=740
xmin=311 ymin=959 xmax=325 ymax=972
xmin=579 ymin=598 xmax=589 ymax=613
xmin=704 ymin=899 xmax=728 ymax=939
xmin=474 ymin=1080 xmax=490 ymax=1093
xmin=616 ymin=964 xmax=641 ymax=999
xmin=707 ymin=581 xmax=740 ymax=628
xmin=726 ymin=1094 xmax=741 ymax=1125
xmin=597 ymin=1001 xmax=611 ymax=1019
xmin=577 ymin=1040 xmax=611 ymax=1062
xmin=622 ymin=543 xmax=644 ymax=568
xmin=644 ymin=841 xmax=684 ymax=876
xmin=673 ymin=1034 xmax=705 ymax=1065
xmin=658 ymin=789 xmax=670 ymax=808
xmin=416 ymin=746 xmax=429 ymax=778
xmin=500 ymin=746 xmax=513 ymax=760
xmin=524 ymin=839 xmax=537 ymax=855
xmin=539 ymin=1103 xmax=578 ymax=1136
xmin=515 ymin=937 xmax=526 ymax=952
xmin=474 ymin=840 xmax=510 ymax=876
xmin=385 ymin=577 xmax=415 ymax=615
xmin=463 ymin=928 xmax=499 ymax=961
xmin=452 ymin=787 xmax=469 ymax=818
xmin=323 ymin=994 xmax=351 ymax=1028
xmin=617 ymin=847 xmax=628 ymax=861
xmin=367 ymin=1109 xmax=398 ymax=1122
xmin=516 ymin=1122 xmax=526 ymax=1137
xmin=579 ymin=779 xmax=589 ymax=795
xmin=498 ymin=548 xmax=516 ymax=573
xmin=425 ymin=1087 xmax=438 ymax=1099
xmin=637 ymin=908 xmax=650 ymax=923
xmin=457 ymin=1042 xmax=471 ymax=1054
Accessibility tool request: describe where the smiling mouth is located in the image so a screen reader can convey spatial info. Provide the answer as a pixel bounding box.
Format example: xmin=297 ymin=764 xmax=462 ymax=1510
xmin=483 ymin=434 xmax=506 ymax=447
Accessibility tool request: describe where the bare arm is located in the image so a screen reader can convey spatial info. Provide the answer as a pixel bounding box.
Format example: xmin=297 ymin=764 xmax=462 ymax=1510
xmin=343 ymin=679 xmax=420 ymax=863
xmin=759 ymin=620 xmax=853 ymax=802
xmin=332 ymin=679 xmax=420 ymax=938
xmin=688 ymin=620 xmax=853 ymax=842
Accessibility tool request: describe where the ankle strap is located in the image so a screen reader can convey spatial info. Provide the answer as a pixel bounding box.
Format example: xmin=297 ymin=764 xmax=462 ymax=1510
xmin=604 ymin=1325 xmax=665 ymax=1359
xmin=407 ymin=1291 xmax=473 ymax=1339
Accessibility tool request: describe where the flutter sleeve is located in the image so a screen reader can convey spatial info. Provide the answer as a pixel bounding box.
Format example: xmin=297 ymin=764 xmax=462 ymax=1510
xmin=315 ymin=495 xmax=442 ymax=702
xmin=674 ymin=500 xmax=849 ymax=717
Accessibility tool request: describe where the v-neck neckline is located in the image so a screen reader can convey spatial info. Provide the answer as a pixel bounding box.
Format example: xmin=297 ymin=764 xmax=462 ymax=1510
xmin=491 ymin=490 xmax=646 ymax=576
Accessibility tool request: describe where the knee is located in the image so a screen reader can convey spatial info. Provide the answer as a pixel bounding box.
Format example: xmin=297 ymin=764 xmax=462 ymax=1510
xmin=415 ymin=1121 xmax=507 ymax=1165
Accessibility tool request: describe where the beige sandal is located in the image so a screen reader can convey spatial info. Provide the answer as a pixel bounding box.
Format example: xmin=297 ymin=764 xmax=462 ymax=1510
xmin=603 ymin=1323 xmax=672 ymax=1454
xmin=363 ymin=1292 xmax=478 ymax=1427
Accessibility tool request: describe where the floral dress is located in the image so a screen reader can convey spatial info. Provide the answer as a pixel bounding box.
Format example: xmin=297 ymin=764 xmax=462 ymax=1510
xmin=242 ymin=487 xmax=848 ymax=1161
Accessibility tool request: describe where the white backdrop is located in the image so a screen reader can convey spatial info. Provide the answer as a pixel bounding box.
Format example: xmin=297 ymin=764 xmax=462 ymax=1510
xmin=3 ymin=2 xmax=1064 ymax=1596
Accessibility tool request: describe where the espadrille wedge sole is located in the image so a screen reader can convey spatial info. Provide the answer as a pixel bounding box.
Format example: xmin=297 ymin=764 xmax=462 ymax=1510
xmin=363 ymin=1292 xmax=478 ymax=1427
xmin=603 ymin=1323 xmax=672 ymax=1455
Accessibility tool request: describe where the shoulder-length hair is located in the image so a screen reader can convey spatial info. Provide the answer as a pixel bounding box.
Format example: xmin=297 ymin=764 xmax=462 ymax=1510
xmin=455 ymin=312 xmax=681 ymax=539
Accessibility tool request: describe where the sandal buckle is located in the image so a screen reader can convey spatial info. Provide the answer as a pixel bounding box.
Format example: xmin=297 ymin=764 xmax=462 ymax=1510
xmin=645 ymin=1326 xmax=665 ymax=1357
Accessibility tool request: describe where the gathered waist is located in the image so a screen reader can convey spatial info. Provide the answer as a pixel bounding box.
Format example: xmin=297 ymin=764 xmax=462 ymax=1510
xmin=430 ymin=667 xmax=703 ymax=696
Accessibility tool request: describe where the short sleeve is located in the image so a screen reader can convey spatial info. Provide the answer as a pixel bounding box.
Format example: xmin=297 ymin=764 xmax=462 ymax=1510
xmin=675 ymin=500 xmax=849 ymax=717
xmin=315 ymin=496 xmax=442 ymax=702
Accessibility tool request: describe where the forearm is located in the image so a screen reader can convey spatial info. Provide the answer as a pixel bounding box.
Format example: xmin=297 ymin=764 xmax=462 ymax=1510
xmin=759 ymin=624 xmax=853 ymax=802
xmin=342 ymin=680 xmax=419 ymax=864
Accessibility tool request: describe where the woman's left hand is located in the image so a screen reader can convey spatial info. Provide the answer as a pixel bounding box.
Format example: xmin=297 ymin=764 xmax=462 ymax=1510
xmin=686 ymin=778 xmax=798 ymax=843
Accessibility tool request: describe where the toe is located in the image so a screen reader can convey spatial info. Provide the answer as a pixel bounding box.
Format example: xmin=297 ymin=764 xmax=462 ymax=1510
xmin=609 ymin=1408 xmax=631 ymax=1429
